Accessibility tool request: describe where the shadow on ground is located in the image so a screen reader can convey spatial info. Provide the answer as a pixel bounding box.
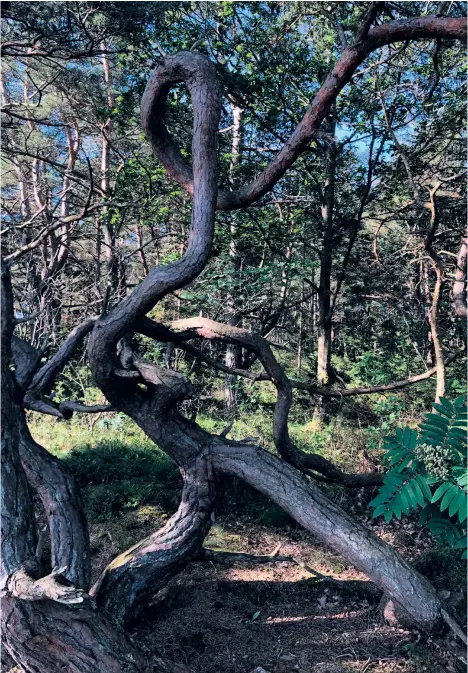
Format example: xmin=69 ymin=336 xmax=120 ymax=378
xmin=133 ymin=563 xmax=452 ymax=673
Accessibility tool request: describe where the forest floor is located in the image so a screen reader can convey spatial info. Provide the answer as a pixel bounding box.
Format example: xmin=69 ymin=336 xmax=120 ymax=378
xmin=4 ymin=414 xmax=465 ymax=673
xmin=90 ymin=509 xmax=464 ymax=673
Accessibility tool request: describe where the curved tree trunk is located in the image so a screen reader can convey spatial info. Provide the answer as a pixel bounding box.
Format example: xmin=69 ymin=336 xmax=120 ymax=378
xmin=92 ymin=452 xmax=215 ymax=626
xmin=0 ymin=265 xmax=178 ymax=673
xmin=88 ymin=46 xmax=466 ymax=636
xmin=17 ymin=428 xmax=90 ymax=590
xmin=89 ymin=381 xmax=442 ymax=631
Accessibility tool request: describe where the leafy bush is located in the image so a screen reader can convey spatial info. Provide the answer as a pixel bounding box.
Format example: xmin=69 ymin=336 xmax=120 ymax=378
xmin=369 ymin=395 xmax=467 ymax=557
xmin=63 ymin=439 xmax=176 ymax=486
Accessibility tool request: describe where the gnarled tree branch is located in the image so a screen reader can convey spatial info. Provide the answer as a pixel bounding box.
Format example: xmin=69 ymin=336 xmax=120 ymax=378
xmin=142 ymin=17 xmax=466 ymax=211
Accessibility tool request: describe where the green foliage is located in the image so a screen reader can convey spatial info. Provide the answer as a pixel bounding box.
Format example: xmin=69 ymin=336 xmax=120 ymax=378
xmin=62 ymin=440 xmax=180 ymax=522
xmin=369 ymin=395 xmax=467 ymax=556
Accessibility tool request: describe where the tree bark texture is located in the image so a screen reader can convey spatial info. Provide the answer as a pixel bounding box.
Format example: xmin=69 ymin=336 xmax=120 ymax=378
xmin=0 ymin=266 xmax=173 ymax=673
xmin=453 ymin=236 xmax=467 ymax=318
xmin=92 ymin=452 xmax=215 ymax=626
xmin=89 ymin=43 xmax=466 ymax=633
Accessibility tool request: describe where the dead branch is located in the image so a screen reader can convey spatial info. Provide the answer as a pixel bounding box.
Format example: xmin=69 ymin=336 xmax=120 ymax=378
xmin=7 ymin=566 xmax=85 ymax=605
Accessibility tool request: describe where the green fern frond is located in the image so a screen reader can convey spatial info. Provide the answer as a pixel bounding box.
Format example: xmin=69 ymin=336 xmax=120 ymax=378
xmin=426 ymin=516 xmax=464 ymax=547
xmin=370 ymin=473 xmax=428 ymax=522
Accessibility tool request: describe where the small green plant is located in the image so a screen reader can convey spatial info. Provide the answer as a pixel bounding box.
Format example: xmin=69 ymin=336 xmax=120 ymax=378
xmin=369 ymin=395 xmax=467 ymax=557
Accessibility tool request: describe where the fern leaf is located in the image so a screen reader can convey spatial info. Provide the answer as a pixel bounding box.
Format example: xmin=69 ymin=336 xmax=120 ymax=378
xmin=433 ymin=402 xmax=453 ymax=418
xmin=453 ymin=394 xmax=467 ymax=409
xmin=415 ymin=474 xmax=433 ymax=502
xmin=409 ymin=477 xmax=426 ymax=507
xmin=392 ymin=492 xmax=403 ymax=519
xmin=419 ymin=503 xmax=438 ymax=525
xmin=449 ymin=488 xmax=466 ymax=519
xmin=421 ymin=413 xmax=449 ymax=431
xmin=427 ymin=517 xmax=460 ymax=546
xmin=419 ymin=426 xmax=446 ymax=440
xmin=457 ymin=494 xmax=468 ymax=524
xmin=399 ymin=487 xmax=411 ymax=515
xmin=396 ymin=455 xmax=413 ymax=472
xmin=448 ymin=427 xmax=467 ymax=442
xmin=433 ymin=397 xmax=454 ymax=416
xmin=453 ymin=467 xmax=468 ymax=487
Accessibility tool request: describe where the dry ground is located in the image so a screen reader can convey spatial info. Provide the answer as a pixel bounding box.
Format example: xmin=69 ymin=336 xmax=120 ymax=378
xmin=88 ymin=513 xmax=465 ymax=673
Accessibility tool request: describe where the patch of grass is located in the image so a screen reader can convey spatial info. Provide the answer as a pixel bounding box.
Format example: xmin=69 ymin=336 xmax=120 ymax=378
xmin=61 ymin=440 xmax=181 ymax=522
xmin=205 ymin=524 xmax=243 ymax=549
xmin=27 ymin=409 xmax=380 ymax=527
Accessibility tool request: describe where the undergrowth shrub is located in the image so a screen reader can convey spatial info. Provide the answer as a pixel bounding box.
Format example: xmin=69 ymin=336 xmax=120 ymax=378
xmin=369 ymin=395 xmax=467 ymax=557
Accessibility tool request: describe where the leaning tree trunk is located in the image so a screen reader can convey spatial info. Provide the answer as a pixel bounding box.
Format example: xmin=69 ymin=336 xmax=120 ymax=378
xmin=88 ymin=344 xmax=442 ymax=631
xmin=5 ymin=16 xmax=467 ymax=668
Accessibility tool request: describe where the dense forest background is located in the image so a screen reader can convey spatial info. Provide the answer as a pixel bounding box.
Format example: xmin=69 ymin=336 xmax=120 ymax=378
xmin=3 ymin=1 xmax=466 ymax=420
xmin=1 ymin=2 xmax=467 ymax=673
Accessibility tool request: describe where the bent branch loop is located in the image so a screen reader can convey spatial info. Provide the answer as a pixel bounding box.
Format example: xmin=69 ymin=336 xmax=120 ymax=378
xmin=141 ymin=17 xmax=466 ymax=211
xmin=138 ymin=317 xmax=462 ymax=486
xmin=164 ymin=317 xmax=382 ymax=485
xmin=89 ymin=52 xmax=221 ymax=370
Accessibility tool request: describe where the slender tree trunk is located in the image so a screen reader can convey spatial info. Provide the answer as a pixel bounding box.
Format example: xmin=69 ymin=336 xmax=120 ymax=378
xmin=100 ymin=42 xmax=118 ymax=312
xmin=212 ymin=438 xmax=442 ymax=630
xmin=421 ymin=262 xmax=434 ymax=365
xmin=315 ymin=116 xmax=336 ymax=422
xmin=224 ymin=104 xmax=244 ymax=413
xmin=426 ymin=185 xmax=446 ymax=402
xmin=426 ymin=261 xmax=446 ymax=402
xmin=135 ymin=222 xmax=149 ymax=276
xmin=453 ymin=235 xmax=467 ymax=318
